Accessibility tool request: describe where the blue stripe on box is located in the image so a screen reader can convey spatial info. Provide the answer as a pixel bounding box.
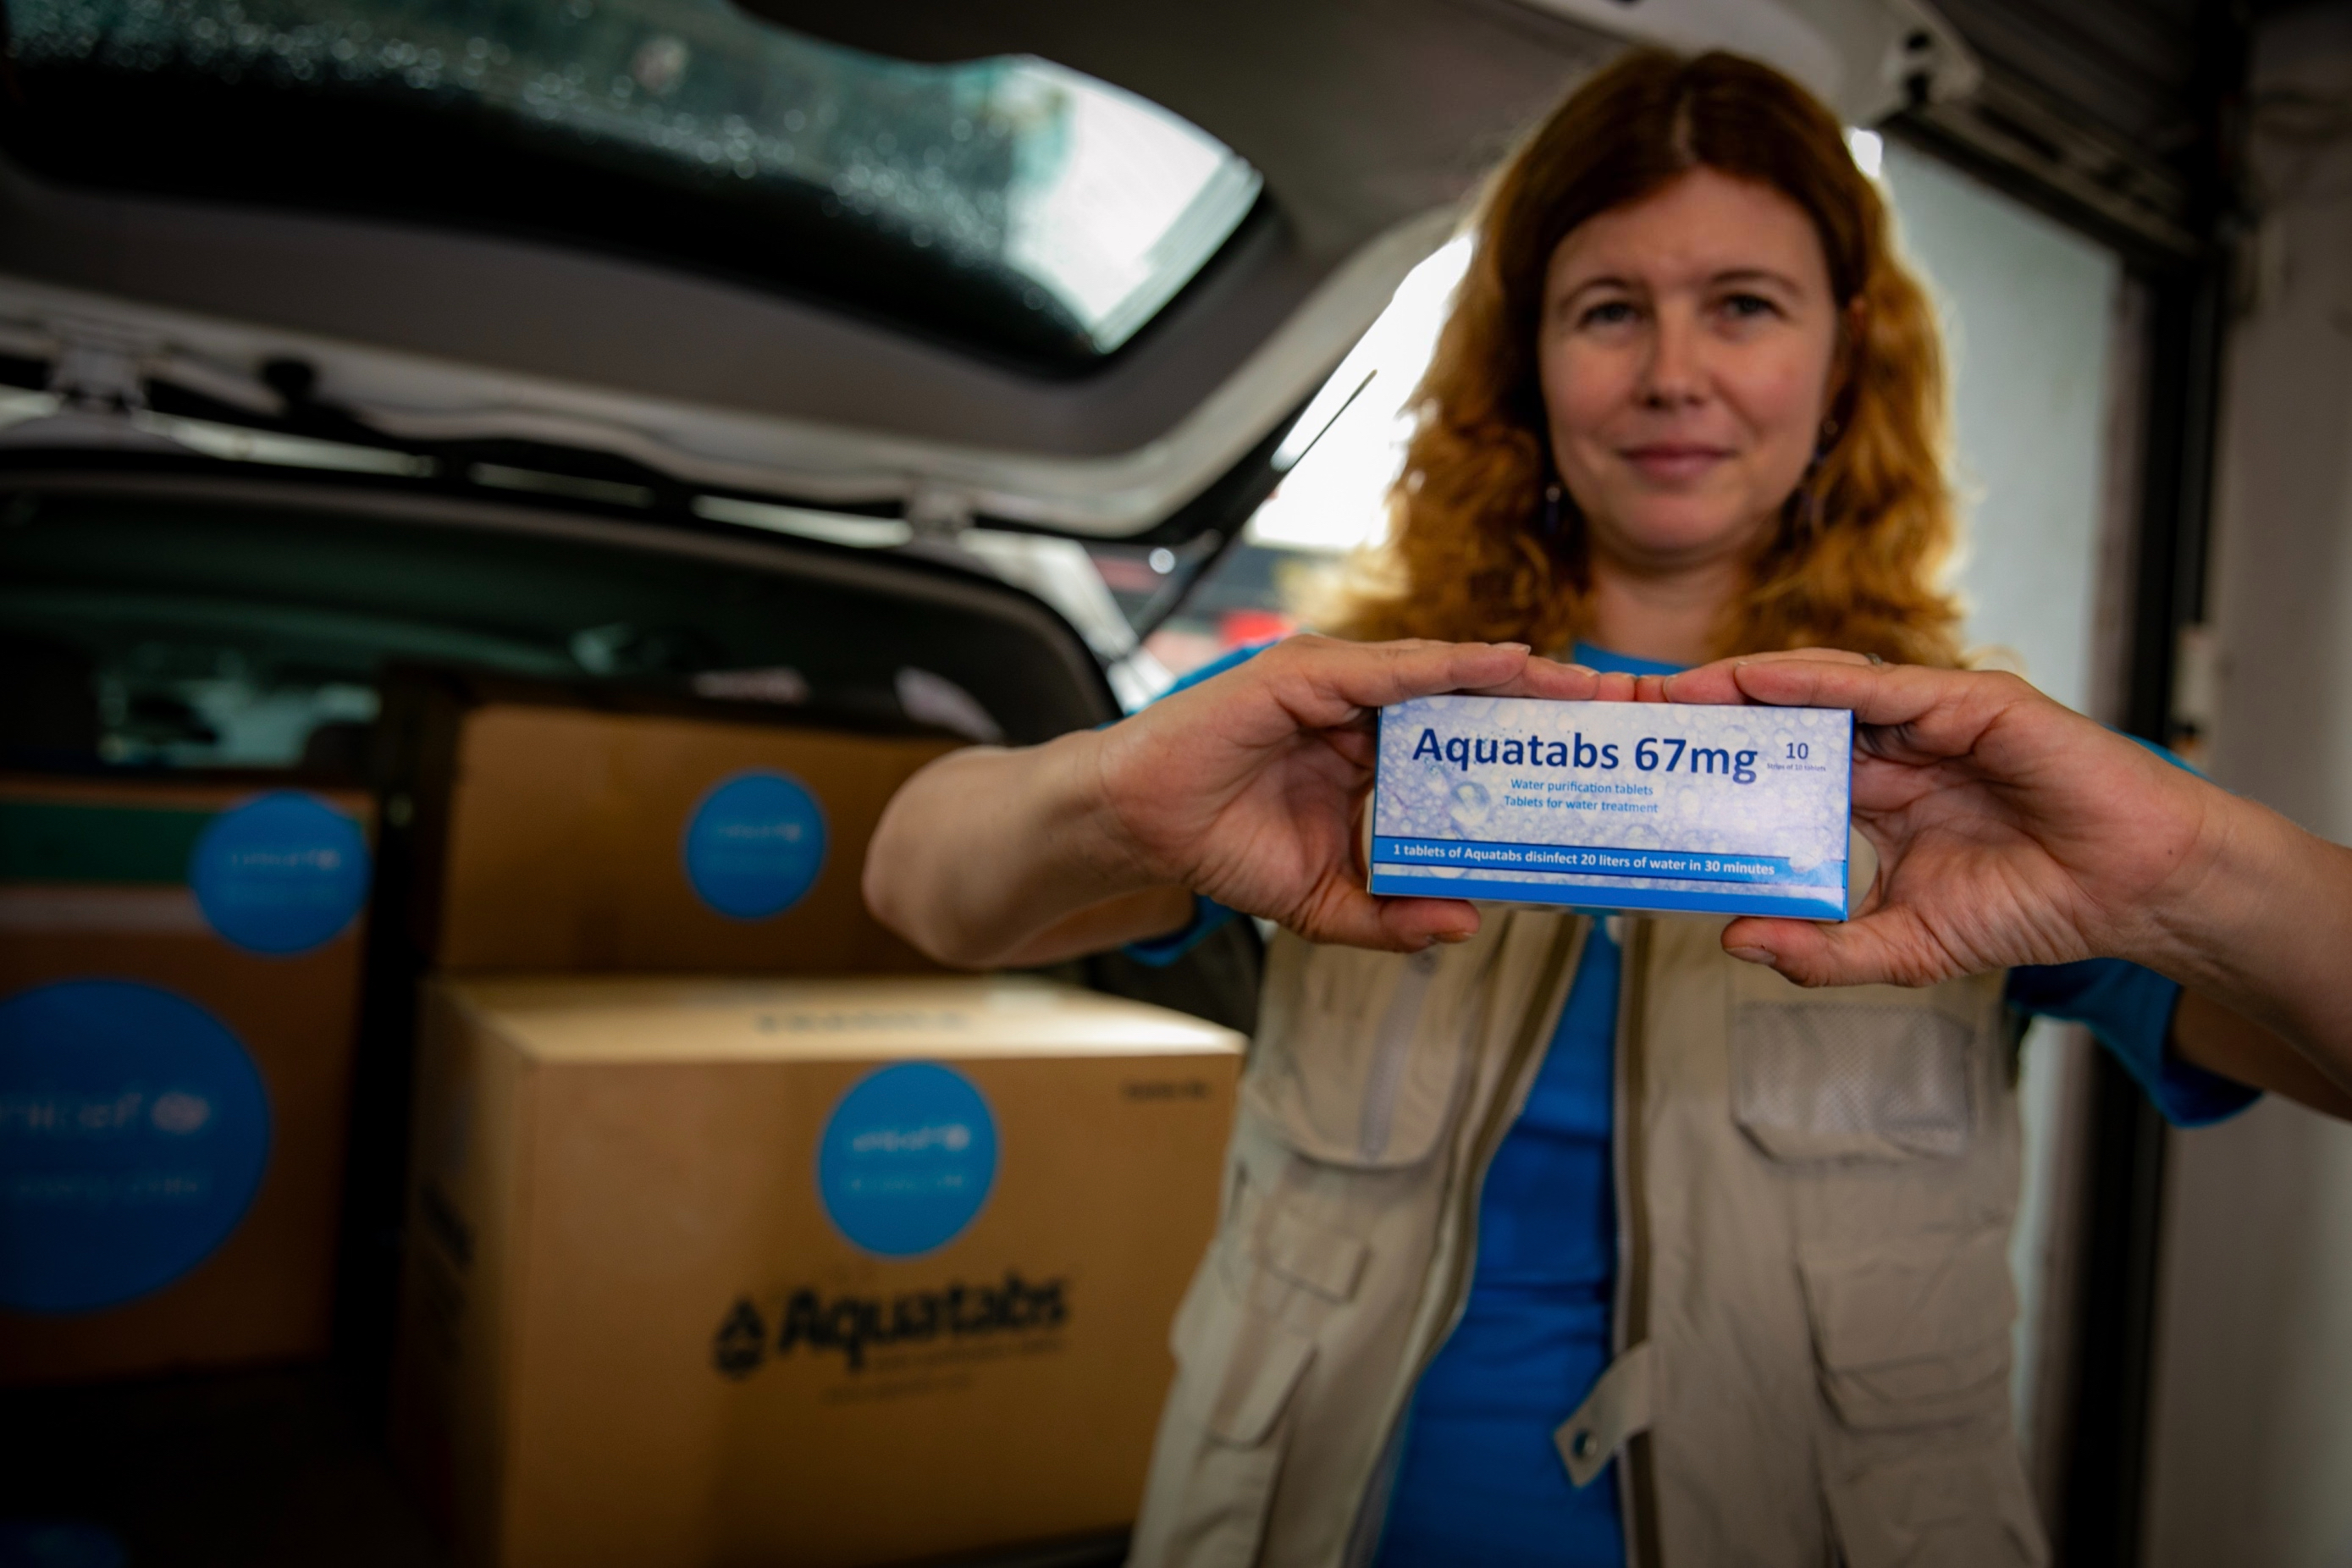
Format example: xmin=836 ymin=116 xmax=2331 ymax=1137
xmin=1371 ymin=836 xmax=1843 ymax=887
xmin=1368 ymin=869 xmax=1847 ymax=920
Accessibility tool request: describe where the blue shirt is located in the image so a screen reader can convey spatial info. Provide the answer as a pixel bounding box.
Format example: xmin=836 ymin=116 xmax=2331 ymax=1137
xmin=1128 ymin=640 xmax=2257 ymax=1566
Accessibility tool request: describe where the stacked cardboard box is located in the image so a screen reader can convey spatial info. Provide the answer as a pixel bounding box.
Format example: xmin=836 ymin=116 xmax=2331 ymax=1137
xmin=0 ymin=775 xmax=373 ymax=1383
xmin=375 ymin=675 xmax=959 ymax=977
xmin=391 ymin=975 xmax=1242 ymax=1568
xmin=375 ymin=679 xmax=1247 ymax=1566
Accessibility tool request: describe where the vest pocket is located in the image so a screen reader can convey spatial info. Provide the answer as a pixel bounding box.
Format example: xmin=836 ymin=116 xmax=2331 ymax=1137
xmin=1255 ymin=1206 xmax=1369 ymax=1304
xmin=1134 ymin=1245 xmax=1318 ymax=1568
xmin=1798 ymin=1228 xmax=2017 ymax=1433
xmin=1825 ymin=1436 xmax=2049 ymax=1567
xmin=1243 ymin=937 xmax=1471 ymax=1168
xmin=1731 ymin=1001 xmax=1974 ymax=1162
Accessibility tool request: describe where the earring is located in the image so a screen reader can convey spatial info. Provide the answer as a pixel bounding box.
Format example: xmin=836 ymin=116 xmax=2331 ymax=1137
xmin=1542 ymin=482 xmax=1563 ymax=538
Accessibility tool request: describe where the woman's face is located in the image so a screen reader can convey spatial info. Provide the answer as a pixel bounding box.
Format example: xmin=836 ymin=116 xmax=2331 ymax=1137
xmin=1538 ymin=167 xmax=1843 ymax=573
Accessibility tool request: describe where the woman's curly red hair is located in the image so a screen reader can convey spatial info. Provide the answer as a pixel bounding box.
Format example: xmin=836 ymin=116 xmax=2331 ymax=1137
xmin=1325 ymin=49 xmax=1963 ymax=667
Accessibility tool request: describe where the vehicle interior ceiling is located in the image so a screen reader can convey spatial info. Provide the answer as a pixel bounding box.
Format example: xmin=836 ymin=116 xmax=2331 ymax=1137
xmin=0 ymin=0 xmax=1621 ymax=787
xmin=0 ymin=0 xmax=1617 ymax=458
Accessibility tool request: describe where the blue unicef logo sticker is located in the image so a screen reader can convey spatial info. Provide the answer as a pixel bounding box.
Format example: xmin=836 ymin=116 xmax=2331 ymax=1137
xmin=0 ymin=980 xmax=273 ymax=1314
xmin=816 ymin=1063 xmax=997 ymax=1257
xmin=682 ymin=770 xmax=829 ymax=921
xmin=189 ymin=792 xmax=371 ymax=955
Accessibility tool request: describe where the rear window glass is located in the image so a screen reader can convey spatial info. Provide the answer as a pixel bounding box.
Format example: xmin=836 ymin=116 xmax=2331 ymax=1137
xmin=1 ymin=0 xmax=1262 ymax=372
xmin=0 ymin=487 xmax=1110 ymax=776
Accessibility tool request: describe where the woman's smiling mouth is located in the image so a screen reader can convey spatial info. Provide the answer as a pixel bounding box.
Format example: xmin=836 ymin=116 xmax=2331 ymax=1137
xmin=1617 ymin=442 xmax=1735 ymax=483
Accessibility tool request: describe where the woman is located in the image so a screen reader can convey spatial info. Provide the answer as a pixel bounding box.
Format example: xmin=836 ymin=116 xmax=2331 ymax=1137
xmin=865 ymin=51 xmax=2344 ymax=1567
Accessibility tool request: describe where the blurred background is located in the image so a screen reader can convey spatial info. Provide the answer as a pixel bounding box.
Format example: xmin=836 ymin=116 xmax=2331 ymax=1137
xmin=0 ymin=0 xmax=2345 ymax=1564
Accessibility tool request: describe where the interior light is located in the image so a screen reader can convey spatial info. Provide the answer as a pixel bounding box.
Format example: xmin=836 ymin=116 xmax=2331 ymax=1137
xmin=139 ymin=411 xmax=435 ymax=477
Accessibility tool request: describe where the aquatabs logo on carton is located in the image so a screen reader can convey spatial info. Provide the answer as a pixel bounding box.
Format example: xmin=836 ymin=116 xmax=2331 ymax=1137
xmin=709 ymin=1059 xmax=1067 ymax=1380
xmin=1371 ymin=697 xmax=1854 ymax=919
xmin=711 ymin=1272 xmax=1069 ymax=1377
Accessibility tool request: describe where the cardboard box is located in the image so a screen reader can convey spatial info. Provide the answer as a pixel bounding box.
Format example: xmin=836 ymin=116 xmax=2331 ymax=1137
xmin=377 ymin=675 xmax=963 ymax=975
xmin=390 ymin=974 xmax=1242 ymax=1568
xmin=1370 ymin=697 xmax=1853 ymax=918
xmin=0 ymin=775 xmax=373 ymax=1382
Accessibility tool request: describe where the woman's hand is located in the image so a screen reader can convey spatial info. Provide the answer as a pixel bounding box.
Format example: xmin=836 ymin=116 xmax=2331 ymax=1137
xmin=1658 ymin=653 xmax=2352 ymax=1074
xmin=1092 ymin=636 xmax=1599 ymax=948
xmin=865 ymin=637 xmax=1598 ymax=965
xmin=1659 ymin=653 xmax=2217 ymax=981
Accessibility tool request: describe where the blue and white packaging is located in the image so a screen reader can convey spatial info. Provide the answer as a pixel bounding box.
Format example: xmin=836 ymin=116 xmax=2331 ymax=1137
xmin=1370 ymin=697 xmax=1853 ymax=919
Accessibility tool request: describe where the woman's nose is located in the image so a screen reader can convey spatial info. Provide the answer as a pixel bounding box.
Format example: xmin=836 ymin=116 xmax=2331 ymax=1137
xmin=1638 ymin=312 xmax=1707 ymax=408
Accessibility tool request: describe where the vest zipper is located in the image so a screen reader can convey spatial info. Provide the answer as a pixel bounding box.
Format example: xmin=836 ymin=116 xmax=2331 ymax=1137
xmin=1336 ymin=914 xmax=1585 ymax=1565
xmin=1357 ymin=948 xmax=1439 ymax=1161
xmin=1611 ymin=918 xmax=1664 ymax=1568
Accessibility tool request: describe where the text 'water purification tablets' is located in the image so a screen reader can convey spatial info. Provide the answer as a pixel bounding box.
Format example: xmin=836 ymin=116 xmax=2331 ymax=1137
xmin=1369 ymin=697 xmax=1853 ymax=919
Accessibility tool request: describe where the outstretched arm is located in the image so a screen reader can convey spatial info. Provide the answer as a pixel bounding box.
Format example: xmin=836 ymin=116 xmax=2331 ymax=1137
xmin=864 ymin=637 xmax=1599 ymax=967
xmin=1657 ymin=653 xmax=2352 ymax=1094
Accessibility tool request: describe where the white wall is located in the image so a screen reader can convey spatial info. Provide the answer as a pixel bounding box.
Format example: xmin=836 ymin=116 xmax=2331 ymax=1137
xmin=1876 ymin=141 xmax=2127 ymax=1504
xmin=1880 ymin=141 xmax=2120 ymax=715
xmin=2145 ymin=8 xmax=2352 ymax=1566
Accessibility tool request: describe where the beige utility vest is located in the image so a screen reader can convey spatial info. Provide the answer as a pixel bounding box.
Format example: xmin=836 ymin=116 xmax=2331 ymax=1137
xmin=1131 ymin=908 xmax=2050 ymax=1568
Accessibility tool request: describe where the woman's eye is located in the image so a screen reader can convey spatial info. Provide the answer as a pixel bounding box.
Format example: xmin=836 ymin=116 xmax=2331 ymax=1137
xmin=1720 ymin=293 xmax=1779 ymax=320
xmin=1578 ymin=300 xmax=1637 ymax=329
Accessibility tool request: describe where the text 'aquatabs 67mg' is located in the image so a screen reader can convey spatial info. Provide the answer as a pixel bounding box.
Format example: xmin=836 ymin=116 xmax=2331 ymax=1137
xmin=1369 ymin=697 xmax=1854 ymax=919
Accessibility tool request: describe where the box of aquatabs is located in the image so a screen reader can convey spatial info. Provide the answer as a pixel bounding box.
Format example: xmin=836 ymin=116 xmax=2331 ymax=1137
xmin=1369 ymin=697 xmax=1854 ymax=919
xmin=390 ymin=974 xmax=1243 ymax=1568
